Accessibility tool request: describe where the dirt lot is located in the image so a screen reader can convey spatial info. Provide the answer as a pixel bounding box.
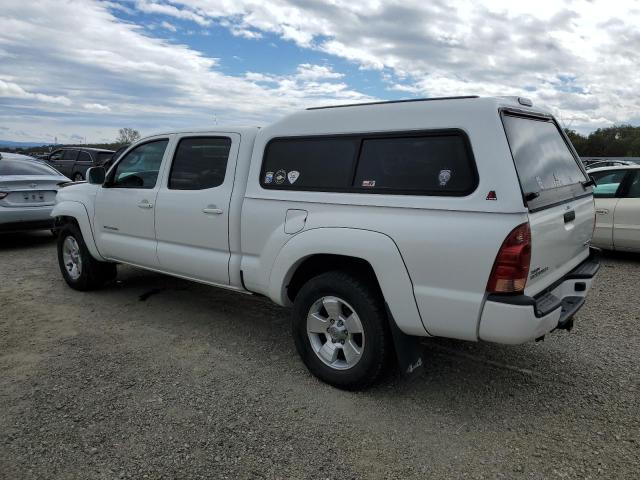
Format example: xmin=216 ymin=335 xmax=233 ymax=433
xmin=0 ymin=232 xmax=638 ymax=479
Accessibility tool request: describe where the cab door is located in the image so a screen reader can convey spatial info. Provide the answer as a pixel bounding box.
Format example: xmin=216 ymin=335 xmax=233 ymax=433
xmin=613 ymin=170 xmax=640 ymax=252
xmin=154 ymin=134 xmax=239 ymax=285
xmin=590 ymin=169 xmax=629 ymax=249
xmin=94 ymin=137 xmax=172 ymax=267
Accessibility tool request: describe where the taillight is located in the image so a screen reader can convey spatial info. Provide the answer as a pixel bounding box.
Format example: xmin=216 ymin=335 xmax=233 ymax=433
xmin=487 ymin=222 xmax=531 ymax=294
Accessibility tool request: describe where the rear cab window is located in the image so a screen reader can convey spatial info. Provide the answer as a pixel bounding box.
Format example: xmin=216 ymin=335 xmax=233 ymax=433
xmin=502 ymin=112 xmax=590 ymax=210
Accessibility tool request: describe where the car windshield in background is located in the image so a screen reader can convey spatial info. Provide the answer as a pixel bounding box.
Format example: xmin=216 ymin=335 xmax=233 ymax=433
xmin=0 ymin=160 xmax=60 ymax=176
xmin=502 ymin=113 xmax=588 ymax=210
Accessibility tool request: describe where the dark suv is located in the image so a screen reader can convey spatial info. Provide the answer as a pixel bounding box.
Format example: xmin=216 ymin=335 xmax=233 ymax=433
xmin=48 ymin=147 xmax=114 ymax=181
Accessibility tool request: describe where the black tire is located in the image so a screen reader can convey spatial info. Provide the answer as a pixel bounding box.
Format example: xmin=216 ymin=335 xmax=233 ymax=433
xmin=73 ymin=172 xmax=84 ymax=181
xmin=292 ymin=270 xmax=391 ymax=390
xmin=57 ymin=223 xmax=116 ymax=291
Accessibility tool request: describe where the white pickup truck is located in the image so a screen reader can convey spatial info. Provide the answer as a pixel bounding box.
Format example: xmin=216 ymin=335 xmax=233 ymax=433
xmin=53 ymin=96 xmax=600 ymax=389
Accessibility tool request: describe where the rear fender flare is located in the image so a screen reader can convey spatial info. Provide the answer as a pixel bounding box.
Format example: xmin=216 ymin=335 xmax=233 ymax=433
xmin=268 ymin=227 xmax=428 ymax=336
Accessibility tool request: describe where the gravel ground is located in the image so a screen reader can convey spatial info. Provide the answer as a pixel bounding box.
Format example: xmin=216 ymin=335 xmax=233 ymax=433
xmin=0 ymin=231 xmax=638 ymax=479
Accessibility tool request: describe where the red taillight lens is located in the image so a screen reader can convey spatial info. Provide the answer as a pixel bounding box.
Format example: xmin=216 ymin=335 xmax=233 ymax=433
xmin=487 ymin=222 xmax=531 ymax=294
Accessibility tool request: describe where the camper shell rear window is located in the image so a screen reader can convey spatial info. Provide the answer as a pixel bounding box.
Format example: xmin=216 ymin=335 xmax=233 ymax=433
xmin=501 ymin=111 xmax=590 ymax=211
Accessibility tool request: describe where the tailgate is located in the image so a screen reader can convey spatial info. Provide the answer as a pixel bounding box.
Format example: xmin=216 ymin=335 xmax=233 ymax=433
xmin=526 ymin=195 xmax=594 ymax=296
xmin=501 ymin=110 xmax=594 ymax=296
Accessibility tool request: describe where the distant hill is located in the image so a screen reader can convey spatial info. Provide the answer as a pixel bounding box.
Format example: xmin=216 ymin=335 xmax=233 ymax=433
xmin=0 ymin=140 xmax=49 ymax=149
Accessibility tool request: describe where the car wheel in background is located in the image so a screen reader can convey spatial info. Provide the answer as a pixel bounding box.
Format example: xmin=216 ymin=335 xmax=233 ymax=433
xmin=73 ymin=172 xmax=84 ymax=181
xmin=57 ymin=223 xmax=116 ymax=291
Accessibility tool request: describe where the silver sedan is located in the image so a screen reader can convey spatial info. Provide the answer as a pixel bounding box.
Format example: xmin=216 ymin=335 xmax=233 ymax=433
xmin=0 ymin=152 xmax=70 ymax=233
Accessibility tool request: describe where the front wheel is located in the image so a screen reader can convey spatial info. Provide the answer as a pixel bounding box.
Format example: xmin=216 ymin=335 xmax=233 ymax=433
xmin=57 ymin=224 xmax=116 ymax=291
xmin=292 ymin=271 xmax=392 ymax=390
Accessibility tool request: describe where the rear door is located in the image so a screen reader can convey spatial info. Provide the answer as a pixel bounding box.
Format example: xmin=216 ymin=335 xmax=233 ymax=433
xmin=502 ymin=112 xmax=594 ymax=295
xmin=75 ymin=150 xmax=93 ymax=179
xmin=154 ymin=134 xmax=239 ymax=285
xmin=590 ymin=169 xmax=629 ymax=248
xmin=613 ymin=170 xmax=640 ymax=252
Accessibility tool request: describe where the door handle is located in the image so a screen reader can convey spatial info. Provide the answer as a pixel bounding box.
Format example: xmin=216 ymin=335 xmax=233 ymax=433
xmin=202 ymin=207 xmax=223 ymax=215
xmin=137 ymin=200 xmax=153 ymax=209
xmin=596 ymin=209 xmax=609 ymax=215
xmin=563 ymin=210 xmax=576 ymax=223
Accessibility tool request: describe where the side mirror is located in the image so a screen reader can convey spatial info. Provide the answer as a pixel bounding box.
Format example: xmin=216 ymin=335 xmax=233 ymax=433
xmin=87 ymin=166 xmax=106 ymax=185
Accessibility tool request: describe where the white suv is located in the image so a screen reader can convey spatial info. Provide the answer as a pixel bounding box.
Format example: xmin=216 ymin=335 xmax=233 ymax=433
xmin=52 ymin=96 xmax=600 ymax=389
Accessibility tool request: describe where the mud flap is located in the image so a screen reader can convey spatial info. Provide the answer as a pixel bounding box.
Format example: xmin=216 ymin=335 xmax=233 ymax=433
xmin=385 ymin=303 xmax=424 ymax=379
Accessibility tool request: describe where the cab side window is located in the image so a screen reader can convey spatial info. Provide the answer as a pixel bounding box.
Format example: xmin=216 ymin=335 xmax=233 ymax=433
xmin=110 ymin=139 xmax=169 ymax=189
xmin=49 ymin=150 xmax=63 ymax=161
xmin=78 ymin=151 xmax=92 ymax=162
xmin=591 ymin=170 xmax=627 ymax=198
xmin=625 ymin=171 xmax=640 ymax=198
xmin=62 ymin=150 xmax=78 ymax=161
xmin=168 ymin=137 xmax=231 ymax=190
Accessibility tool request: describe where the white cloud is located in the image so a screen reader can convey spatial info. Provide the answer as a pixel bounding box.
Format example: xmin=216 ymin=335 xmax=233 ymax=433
xmin=0 ymin=79 xmax=72 ymax=106
xmin=160 ymin=21 xmax=177 ymax=32
xmin=1 ymin=0 xmax=639 ymax=141
xmin=83 ymin=103 xmax=111 ymax=112
xmin=164 ymin=0 xmax=640 ymax=131
xmin=0 ymin=0 xmax=370 ymax=141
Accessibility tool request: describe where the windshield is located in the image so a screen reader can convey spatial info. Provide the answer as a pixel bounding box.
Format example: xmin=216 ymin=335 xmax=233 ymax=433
xmin=502 ymin=113 xmax=589 ymax=210
xmin=0 ymin=160 xmax=60 ymax=176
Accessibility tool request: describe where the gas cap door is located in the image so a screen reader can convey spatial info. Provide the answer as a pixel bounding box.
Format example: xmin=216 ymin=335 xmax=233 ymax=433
xmin=284 ymin=209 xmax=308 ymax=234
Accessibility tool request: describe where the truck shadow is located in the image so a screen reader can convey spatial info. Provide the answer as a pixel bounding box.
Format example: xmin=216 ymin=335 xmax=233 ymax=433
xmin=598 ymin=249 xmax=640 ymax=263
xmin=103 ymin=266 xmax=600 ymax=414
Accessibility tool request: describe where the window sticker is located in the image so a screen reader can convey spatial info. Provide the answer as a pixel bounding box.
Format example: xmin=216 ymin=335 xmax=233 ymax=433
xmin=361 ymin=180 xmax=376 ymax=187
xmin=438 ymin=169 xmax=452 ymax=186
xmin=287 ymin=170 xmax=300 ymax=184
xmin=264 ymin=171 xmax=274 ymax=184
xmin=275 ymin=169 xmax=286 ymax=184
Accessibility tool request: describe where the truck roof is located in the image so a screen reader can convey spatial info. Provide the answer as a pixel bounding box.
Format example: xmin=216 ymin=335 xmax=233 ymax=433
xmin=142 ymin=96 xmax=546 ymax=140
xmin=260 ymin=96 xmax=549 ymax=139
xmin=144 ymin=126 xmax=261 ymax=138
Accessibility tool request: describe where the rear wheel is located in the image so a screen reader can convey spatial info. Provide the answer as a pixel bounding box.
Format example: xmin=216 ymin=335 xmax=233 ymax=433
xmin=72 ymin=172 xmax=84 ymax=181
xmin=57 ymin=224 xmax=116 ymax=290
xmin=292 ymin=271 xmax=391 ymax=390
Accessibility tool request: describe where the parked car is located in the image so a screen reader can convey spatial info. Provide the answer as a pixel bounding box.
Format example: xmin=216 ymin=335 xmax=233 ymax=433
xmin=589 ymin=165 xmax=640 ymax=252
xmin=0 ymin=152 xmax=69 ymax=233
xmin=47 ymin=147 xmax=114 ymax=181
xmin=585 ymin=160 xmax=633 ymax=170
xmin=51 ymin=96 xmax=599 ymax=389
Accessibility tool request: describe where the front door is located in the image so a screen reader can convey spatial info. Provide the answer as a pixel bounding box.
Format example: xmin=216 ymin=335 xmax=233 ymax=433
xmin=613 ymin=170 xmax=640 ymax=252
xmin=94 ymin=137 xmax=171 ymax=267
xmin=154 ymin=134 xmax=239 ymax=285
xmin=591 ymin=169 xmax=628 ymax=249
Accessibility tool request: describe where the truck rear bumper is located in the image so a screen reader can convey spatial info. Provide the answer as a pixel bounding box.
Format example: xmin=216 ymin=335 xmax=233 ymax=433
xmin=478 ymin=250 xmax=600 ymax=344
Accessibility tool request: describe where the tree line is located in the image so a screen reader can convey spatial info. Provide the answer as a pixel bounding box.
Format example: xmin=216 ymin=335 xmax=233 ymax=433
xmin=5 ymin=128 xmax=141 ymax=154
xmin=565 ymin=125 xmax=640 ymax=157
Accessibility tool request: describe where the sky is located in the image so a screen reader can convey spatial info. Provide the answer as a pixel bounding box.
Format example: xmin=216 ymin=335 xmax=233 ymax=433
xmin=1 ymin=0 xmax=640 ymax=144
